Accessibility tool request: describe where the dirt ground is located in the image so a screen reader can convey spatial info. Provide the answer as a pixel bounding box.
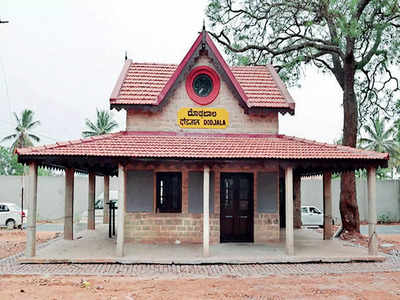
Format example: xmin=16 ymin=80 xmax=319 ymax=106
xmin=0 ymin=272 xmax=399 ymax=300
xmin=340 ymin=233 xmax=400 ymax=255
xmin=0 ymin=230 xmax=59 ymax=259
xmin=315 ymin=225 xmax=400 ymax=255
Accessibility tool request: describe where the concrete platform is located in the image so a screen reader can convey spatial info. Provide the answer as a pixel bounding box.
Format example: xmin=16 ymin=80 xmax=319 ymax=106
xmin=19 ymin=225 xmax=385 ymax=264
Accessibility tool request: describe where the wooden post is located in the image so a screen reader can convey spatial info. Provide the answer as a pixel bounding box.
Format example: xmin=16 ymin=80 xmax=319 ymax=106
xmin=64 ymin=168 xmax=74 ymax=240
xmin=323 ymin=172 xmax=332 ymax=240
xmin=367 ymin=167 xmax=378 ymax=256
xmin=103 ymin=175 xmax=110 ymax=224
xmin=88 ymin=172 xmax=96 ymax=230
xmin=203 ymin=166 xmax=210 ymax=257
xmin=25 ymin=162 xmax=38 ymax=257
xmin=285 ymin=167 xmax=294 ymax=256
xmin=116 ymin=164 xmax=126 ymax=257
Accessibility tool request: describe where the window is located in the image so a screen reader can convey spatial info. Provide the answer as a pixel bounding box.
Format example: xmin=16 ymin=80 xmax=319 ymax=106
xmin=301 ymin=207 xmax=308 ymax=213
xmin=185 ymin=66 xmax=220 ymax=105
xmin=156 ymin=172 xmax=182 ymax=213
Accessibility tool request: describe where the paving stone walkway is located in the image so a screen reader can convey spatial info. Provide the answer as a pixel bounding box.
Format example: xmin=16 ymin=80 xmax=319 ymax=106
xmin=1 ymin=248 xmax=400 ymax=278
xmin=1 ymin=234 xmax=400 ymax=278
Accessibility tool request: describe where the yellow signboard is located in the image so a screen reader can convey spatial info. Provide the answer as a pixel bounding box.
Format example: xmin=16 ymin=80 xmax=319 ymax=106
xmin=177 ymin=107 xmax=229 ymax=129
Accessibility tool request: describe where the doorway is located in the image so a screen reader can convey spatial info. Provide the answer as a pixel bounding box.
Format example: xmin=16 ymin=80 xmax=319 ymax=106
xmin=220 ymin=173 xmax=253 ymax=242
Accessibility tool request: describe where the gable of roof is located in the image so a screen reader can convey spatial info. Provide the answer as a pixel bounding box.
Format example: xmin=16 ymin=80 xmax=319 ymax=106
xmin=110 ymin=30 xmax=295 ymax=115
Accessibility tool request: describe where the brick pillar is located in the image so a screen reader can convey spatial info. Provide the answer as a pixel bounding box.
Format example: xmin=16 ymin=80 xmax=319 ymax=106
xmin=116 ymin=164 xmax=126 ymax=257
xmin=25 ymin=162 xmax=38 ymax=257
xmin=367 ymin=167 xmax=377 ymax=256
xmin=203 ymin=166 xmax=210 ymax=256
xmin=182 ymin=168 xmax=189 ymax=214
xmin=64 ymin=168 xmax=74 ymax=240
xmin=293 ymin=175 xmax=301 ymax=228
xmin=103 ymin=175 xmax=109 ymax=224
xmin=285 ymin=167 xmax=294 ymax=256
xmin=323 ymin=172 xmax=333 ymax=240
xmin=88 ymin=172 xmax=96 ymax=230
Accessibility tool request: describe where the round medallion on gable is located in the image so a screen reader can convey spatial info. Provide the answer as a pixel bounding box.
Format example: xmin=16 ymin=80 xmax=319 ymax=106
xmin=185 ymin=66 xmax=220 ymax=105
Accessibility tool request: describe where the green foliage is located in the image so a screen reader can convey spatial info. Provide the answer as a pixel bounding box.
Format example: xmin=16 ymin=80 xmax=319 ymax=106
xmin=0 ymin=146 xmax=24 ymax=175
xmin=377 ymin=213 xmax=392 ymax=224
xmin=1 ymin=109 xmax=41 ymax=151
xmin=359 ymin=115 xmax=400 ymax=178
xmin=207 ymin=0 xmax=400 ymax=126
xmin=82 ymin=108 xmax=119 ymax=138
xmin=359 ymin=115 xmax=398 ymax=154
xmin=0 ymin=146 xmax=53 ymax=176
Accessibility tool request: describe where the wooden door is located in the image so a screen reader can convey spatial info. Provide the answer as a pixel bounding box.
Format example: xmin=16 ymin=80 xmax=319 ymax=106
xmin=220 ymin=173 xmax=253 ymax=242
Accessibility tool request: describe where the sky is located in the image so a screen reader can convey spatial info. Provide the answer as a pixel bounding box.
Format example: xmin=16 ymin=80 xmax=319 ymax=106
xmin=0 ymin=0 xmax=343 ymax=147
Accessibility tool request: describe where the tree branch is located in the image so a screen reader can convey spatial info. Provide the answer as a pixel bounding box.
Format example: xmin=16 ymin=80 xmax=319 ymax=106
xmin=209 ymin=31 xmax=344 ymax=58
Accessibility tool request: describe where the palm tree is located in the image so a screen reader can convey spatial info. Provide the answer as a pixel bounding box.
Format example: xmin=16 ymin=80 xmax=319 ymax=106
xmin=359 ymin=116 xmax=399 ymax=178
xmin=2 ymin=109 xmax=41 ymax=151
xmin=82 ymin=109 xmax=118 ymax=138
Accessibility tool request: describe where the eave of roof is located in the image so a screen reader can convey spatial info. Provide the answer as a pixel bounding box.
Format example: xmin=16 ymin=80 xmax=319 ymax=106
xmin=16 ymin=131 xmax=388 ymax=162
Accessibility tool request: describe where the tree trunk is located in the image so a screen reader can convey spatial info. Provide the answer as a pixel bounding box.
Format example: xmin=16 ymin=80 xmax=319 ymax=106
xmin=340 ymin=56 xmax=360 ymax=234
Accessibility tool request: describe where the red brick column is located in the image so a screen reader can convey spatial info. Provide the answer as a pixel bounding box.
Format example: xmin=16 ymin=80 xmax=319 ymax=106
xmin=293 ymin=175 xmax=302 ymax=228
xmin=182 ymin=168 xmax=189 ymax=214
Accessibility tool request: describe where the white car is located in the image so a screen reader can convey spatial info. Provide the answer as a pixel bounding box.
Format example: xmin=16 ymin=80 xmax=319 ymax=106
xmin=80 ymin=191 xmax=119 ymax=224
xmin=0 ymin=203 xmax=27 ymax=229
xmin=301 ymin=205 xmax=324 ymax=227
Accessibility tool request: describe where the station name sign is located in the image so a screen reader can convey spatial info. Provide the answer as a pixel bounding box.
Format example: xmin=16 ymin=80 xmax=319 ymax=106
xmin=177 ymin=107 xmax=229 ymax=129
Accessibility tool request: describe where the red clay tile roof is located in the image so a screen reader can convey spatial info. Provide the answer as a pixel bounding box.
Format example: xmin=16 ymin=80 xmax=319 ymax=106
xmin=110 ymin=63 xmax=292 ymax=109
xmin=16 ymin=131 xmax=388 ymax=161
xmin=110 ymin=31 xmax=294 ymax=113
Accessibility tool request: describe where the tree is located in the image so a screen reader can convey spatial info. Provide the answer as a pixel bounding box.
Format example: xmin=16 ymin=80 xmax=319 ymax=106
xmin=2 ymin=109 xmax=40 ymax=151
xmin=82 ymin=109 xmax=118 ymax=138
xmin=359 ymin=115 xmax=399 ymax=177
xmin=207 ymin=0 xmax=400 ymax=234
xmin=0 ymin=146 xmax=53 ymax=176
xmin=0 ymin=146 xmax=24 ymax=175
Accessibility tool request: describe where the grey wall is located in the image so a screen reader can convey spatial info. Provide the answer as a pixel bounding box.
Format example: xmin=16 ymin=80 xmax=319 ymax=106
xmin=257 ymin=172 xmax=277 ymax=213
xmin=126 ymin=170 xmax=154 ymax=212
xmin=301 ymin=178 xmax=400 ymax=223
xmin=188 ymin=171 xmax=214 ymax=214
xmin=0 ymin=175 xmax=119 ymax=221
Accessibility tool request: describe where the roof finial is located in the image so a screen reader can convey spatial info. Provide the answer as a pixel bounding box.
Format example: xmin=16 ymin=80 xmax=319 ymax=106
xmin=124 ymin=51 xmax=128 ymax=62
xmin=202 ymin=19 xmax=206 ymax=31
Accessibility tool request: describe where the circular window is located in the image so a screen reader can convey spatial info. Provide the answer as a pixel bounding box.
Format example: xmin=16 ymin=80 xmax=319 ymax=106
xmin=186 ymin=66 xmax=220 ymax=105
xmin=193 ymin=74 xmax=213 ymax=97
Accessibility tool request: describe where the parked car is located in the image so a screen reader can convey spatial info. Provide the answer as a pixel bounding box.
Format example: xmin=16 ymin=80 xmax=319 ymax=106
xmin=301 ymin=205 xmax=324 ymax=227
xmin=0 ymin=203 xmax=27 ymax=229
xmin=80 ymin=191 xmax=119 ymax=223
xmin=95 ymin=190 xmax=118 ymax=209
